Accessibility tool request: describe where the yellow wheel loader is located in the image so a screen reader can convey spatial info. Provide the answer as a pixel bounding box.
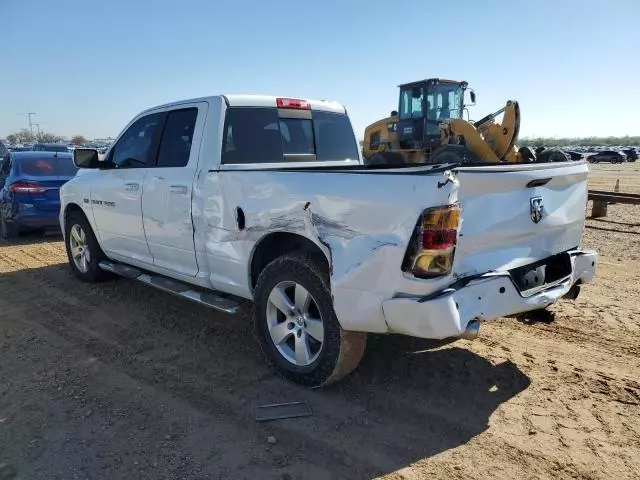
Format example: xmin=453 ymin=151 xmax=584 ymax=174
xmin=363 ymin=78 xmax=567 ymax=165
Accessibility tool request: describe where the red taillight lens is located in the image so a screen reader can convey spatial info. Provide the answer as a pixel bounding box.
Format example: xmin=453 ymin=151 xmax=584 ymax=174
xmin=403 ymin=204 xmax=461 ymax=278
xmin=422 ymin=228 xmax=457 ymax=250
xmin=8 ymin=182 xmax=46 ymax=194
xmin=276 ymin=97 xmax=311 ymax=110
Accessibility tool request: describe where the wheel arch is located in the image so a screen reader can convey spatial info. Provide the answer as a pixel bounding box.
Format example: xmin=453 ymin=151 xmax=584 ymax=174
xmin=62 ymin=202 xmax=97 ymax=241
xmin=249 ymin=231 xmax=330 ymax=292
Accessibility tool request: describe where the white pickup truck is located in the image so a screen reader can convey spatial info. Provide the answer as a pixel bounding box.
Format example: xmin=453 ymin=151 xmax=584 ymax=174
xmin=60 ymin=95 xmax=597 ymax=387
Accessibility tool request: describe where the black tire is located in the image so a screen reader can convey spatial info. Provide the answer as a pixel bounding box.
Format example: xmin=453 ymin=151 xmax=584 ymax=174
xmin=0 ymin=211 xmax=18 ymax=239
xmin=253 ymin=254 xmax=367 ymax=387
xmin=64 ymin=210 xmax=111 ymax=283
xmin=429 ymin=145 xmax=479 ymax=164
xmin=536 ymin=148 xmax=568 ymax=163
xmin=518 ymin=146 xmax=536 ymax=163
xmin=365 ymin=151 xmax=406 ymax=166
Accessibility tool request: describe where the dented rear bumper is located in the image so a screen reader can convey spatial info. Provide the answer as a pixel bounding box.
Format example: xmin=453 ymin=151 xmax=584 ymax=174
xmin=381 ymin=250 xmax=597 ymax=340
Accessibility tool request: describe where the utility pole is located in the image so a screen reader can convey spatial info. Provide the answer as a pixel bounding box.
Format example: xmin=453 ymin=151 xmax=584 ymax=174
xmin=26 ymin=112 xmax=36 ymax=136
xmin=32 ymin=123 xmax=42 ymax=138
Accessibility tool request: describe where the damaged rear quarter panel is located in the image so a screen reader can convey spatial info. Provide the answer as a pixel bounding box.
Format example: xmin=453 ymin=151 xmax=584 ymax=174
xmin=202 ymin=169 xmax=458 ymax=333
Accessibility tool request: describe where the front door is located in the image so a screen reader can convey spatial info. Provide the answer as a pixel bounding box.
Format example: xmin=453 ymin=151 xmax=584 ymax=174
xmin=141 ymin=104 xmax=205 ymax=276
xmin=90 ymin=112 xmax=162 ymax=264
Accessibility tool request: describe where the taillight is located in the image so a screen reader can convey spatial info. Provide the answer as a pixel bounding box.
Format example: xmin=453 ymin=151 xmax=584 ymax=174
xmin=403 ymin=204 xmax=461 ymax=278
xmin=8 ymin=182 xmax=46 ymax=194
xmin=276 ymin=97 xmax=311 ymax=110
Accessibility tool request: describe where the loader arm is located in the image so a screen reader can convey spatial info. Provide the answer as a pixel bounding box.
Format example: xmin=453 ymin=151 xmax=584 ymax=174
xmin=448 ymin=101 xmax=521 ymax=163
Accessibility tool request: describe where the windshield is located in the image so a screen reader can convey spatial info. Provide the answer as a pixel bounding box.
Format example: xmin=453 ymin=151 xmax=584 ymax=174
xmin=427 ymin=83 xmax=464 ymax=122
xmin=399 ymin=83 xmax=464 ymax=122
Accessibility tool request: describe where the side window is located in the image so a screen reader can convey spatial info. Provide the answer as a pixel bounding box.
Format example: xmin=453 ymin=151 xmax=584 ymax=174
xmin=222 ymin=108 xmax=282 ymax=164
xmin=156 ymin=108 xmax=198 ymax=168
xmin=111 ymin=113 xmax=161 ymax=168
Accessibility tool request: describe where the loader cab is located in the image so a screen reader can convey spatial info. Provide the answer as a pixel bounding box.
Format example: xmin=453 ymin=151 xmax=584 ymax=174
xmin=396 ymin=79 xmax=467 ymax=150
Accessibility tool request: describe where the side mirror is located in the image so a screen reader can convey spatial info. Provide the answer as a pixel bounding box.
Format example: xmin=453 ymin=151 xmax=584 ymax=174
xmin=470 ymin=90 xmax=476 ymax=104
xmin=73 ymin=148 xmax=102 ymax=169
xmin=390 ymin=110 xmax=398 ymax=117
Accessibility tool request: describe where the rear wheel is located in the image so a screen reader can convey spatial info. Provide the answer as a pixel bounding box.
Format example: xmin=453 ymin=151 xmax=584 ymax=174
xmin=253 ymin=254 xmax=367 ymax=387
xmin=0 ymin=210 xmax=18 ymax=239
xmin=64 ymin=211 xmax=110 ymax=283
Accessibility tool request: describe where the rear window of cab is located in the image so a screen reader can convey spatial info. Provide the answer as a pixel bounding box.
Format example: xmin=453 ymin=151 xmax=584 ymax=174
xmin=221 ymin=107 xmax=359 ymax=164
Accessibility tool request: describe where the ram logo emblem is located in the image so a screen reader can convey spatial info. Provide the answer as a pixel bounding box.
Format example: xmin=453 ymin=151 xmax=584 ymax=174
xmin=530 ymin=196 xmax=544 ymax=224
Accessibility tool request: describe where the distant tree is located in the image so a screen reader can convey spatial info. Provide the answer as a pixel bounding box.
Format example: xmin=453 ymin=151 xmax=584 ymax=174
xmin=35 ymin=132 xmax=63 ymax=143
xmin=14 ymin=129 xmax=36 ymax=144
xmin=4 ymin=129 xmax=63 ymax=144
xmin=71 ymin=135 xmax=87 ymax=145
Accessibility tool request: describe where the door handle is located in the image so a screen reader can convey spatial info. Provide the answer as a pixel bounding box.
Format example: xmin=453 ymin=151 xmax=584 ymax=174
xmin=169 ymin=185 xmax=188 ymax=195
xmin=153 ymin=176 xmax=164 ymax=181
xmin=124 ymin=182 xmax=140 ymax=192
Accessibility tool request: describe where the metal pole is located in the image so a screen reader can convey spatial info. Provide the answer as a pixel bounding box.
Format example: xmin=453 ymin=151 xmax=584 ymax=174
xmin=27 ymin=112 xmax=36 ymax=136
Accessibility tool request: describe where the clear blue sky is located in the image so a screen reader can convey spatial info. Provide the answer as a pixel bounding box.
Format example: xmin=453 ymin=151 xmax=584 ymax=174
xmin=1 ymin=0 xmax=638 ymax=140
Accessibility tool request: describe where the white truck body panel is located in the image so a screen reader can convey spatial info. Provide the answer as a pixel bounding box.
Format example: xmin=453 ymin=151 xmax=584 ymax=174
xmin=60 ymin=94 xmax=597 ymax=342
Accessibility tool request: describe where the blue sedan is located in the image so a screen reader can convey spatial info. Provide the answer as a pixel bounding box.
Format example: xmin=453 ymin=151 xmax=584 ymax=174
xmin=0 ymin=151 xmax=78 ymax=238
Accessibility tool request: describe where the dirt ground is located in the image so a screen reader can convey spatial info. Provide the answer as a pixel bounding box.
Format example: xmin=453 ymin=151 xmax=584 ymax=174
xmin=0 ymin=163 xmax=638 ymax=480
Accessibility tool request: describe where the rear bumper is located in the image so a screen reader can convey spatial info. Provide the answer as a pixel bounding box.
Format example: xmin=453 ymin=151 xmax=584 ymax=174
xmin=13 ymin=209 xmax=61 ymax=229
xmin=382 ymin=250 xmax=597 ymax=340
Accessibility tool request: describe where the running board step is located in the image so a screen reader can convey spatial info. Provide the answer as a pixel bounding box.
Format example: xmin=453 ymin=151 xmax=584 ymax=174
xmin=98 ymin=261 xmax=240 ymax=314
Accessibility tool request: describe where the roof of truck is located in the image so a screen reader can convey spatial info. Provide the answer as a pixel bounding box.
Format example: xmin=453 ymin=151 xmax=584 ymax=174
xmin=140 ymin=95 xmax=347 ymax=115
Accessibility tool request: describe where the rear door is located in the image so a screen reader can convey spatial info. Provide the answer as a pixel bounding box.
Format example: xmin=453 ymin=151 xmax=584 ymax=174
xmin=141 ymin=103 xmax=206 ymax=276
xmin=453 ymin=162 xmax=589 ymax=277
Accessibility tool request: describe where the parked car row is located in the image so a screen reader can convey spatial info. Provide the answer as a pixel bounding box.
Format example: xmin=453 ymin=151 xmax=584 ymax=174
xmin=559 ymin=147 xmax=638 ymax=163
xmin=586 ymin=150 xmax=636 ymax=164
xmin=2 ymin=142 xmax=112 ymax=154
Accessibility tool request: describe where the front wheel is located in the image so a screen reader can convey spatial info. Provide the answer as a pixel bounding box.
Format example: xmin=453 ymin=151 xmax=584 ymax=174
xmin=64 ymin=211 xmax=111 ymax=283
xmin=253 ymin=254 xmax=366 ymax=387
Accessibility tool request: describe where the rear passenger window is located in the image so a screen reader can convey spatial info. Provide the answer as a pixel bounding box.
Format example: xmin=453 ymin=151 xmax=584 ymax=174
xmin=156 ymin=108 xmax=198 ymax=167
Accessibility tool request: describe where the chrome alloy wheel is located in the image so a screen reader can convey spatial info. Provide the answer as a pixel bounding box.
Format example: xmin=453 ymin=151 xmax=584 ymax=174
xmin=266 ymin=280 xmax=325 ymax=366
xmin=69 ymin=224 xmax=91 ymax=273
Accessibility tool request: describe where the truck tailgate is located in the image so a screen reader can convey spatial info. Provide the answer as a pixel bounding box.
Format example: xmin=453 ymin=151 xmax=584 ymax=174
xmin=453 ymin=162 xmax=589 ymax=277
